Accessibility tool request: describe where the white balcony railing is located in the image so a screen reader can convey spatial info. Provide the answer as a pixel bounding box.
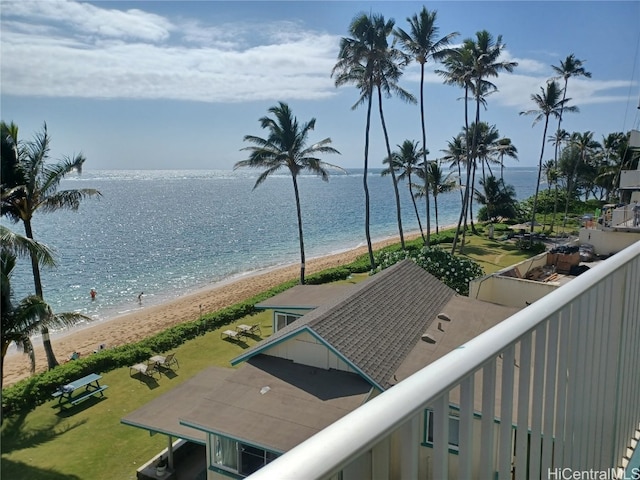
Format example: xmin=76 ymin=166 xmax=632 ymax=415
xmin=247 ymin=240 xmax=640 ymax=480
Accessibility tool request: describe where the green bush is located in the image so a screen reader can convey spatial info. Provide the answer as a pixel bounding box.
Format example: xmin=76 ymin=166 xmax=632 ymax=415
xmin=514 ymin=238 xmax=547 ymax=254
xmin=374 ymin=246 xmax=484 ymax=295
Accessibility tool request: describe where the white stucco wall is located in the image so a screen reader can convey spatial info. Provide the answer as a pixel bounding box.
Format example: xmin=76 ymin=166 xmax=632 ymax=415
xmin=579 ymin=229 xmax=640 ymax=256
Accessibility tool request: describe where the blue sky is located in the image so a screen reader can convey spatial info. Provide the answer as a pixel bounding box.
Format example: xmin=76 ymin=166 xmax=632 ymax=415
xmin=1 ymin=1 xmax=639 ymax=170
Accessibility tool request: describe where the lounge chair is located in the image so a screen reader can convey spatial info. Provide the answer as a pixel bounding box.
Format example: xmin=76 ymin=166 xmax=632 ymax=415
xmin=129 ymin=361 xmax=158 ymax=380
xmin=221 ymin=329 xmax=240 ymax=341
xmin=150 ymin=353 xmax=179 ymax=371
xmin=236 ymin=323 xmax=261 ymax=336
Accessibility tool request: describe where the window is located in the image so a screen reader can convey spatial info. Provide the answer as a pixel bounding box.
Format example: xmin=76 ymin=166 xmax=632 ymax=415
xmin=275 ymin=313 xmax=301 ymax=332
xmin=212 ymin=435 xmax=238 ymax=470
xmin=239 ymin=444 xmax=279 ymax=476
xmin=210 ymin=434 xmax=279 ymax=477
xmin=424 ymin=410 xmax=460 ymax=450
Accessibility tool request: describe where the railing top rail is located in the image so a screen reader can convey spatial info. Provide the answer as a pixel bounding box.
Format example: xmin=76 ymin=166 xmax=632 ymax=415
xmin=247 ymin=241 xmax=640 ymax=480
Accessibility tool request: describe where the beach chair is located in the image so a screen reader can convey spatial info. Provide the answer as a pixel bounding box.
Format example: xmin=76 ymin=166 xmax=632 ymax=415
xmin=221 ymin=329 xmax=240 ymax=341
xmin=150 ymin=353 xmax=179 ymax=371
xmin=129 ymin=361 xmax=158 ymax=380
xmin=236 ymin=323 xmax=261 ymax=337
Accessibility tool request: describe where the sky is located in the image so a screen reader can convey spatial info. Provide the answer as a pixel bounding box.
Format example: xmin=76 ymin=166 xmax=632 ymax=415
xmin=1 ymin=0 xmax=639 ymax=171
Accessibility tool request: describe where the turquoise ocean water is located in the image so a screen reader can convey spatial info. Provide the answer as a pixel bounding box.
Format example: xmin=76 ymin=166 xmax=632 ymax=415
xmin=4 ymin=167 xmax=537 ymax=331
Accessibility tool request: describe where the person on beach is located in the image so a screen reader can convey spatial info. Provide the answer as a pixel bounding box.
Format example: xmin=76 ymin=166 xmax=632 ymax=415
xmin=69 ymin=351 xmax=80 ymax=361
xmin=138 ymin=292 xmax=144 ymax=304
xmin=90 ymin=288 xmax=97 ymax=300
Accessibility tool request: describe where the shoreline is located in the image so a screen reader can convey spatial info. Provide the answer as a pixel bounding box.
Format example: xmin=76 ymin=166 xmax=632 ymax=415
xmin=3 ymin=230 xmax=431 ymax=387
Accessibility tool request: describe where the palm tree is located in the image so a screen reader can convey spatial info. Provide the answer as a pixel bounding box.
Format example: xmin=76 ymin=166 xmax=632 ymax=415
xmin=520 ymin=80 xmax=577 ymax=232
xmin=382 ymin=140 xmax=426 ymax=243
xmin=332 ymin=14 xmax=381 ymax=269
xmin=495 ymin=137 xmax=518 ymax=181
xmin=2 ymin=248 xmax=88 ymax=390
xmin=1 ymin=123 xmax=101 ymax=369
xmin=562 ymin=131 xmax=601 ymax=227
xmin=394 ymin=7 xmax=458 ymax=246
xmin=333 ymin=13 xmax=414 ymax=263
xmin=439 ymin=31 xmax=517 ymax=252
xmin=549 ymin=55 xmax=591 ymax=231
xmin=474 ymin=175 xmax=518 ymax=223
xmin=441 ymin=134 xmax=467 ymax=204
xmin=419 ymin=160 xmax=458 ymax=234
xmin=234 ymin=102 xmax=341 ymax=284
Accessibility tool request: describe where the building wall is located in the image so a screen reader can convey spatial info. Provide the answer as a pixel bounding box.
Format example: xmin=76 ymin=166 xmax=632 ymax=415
xmin=579 ymin=229 xmax=640 ymax=255
xmin=266 ymin=331 xmax=355 ymax=373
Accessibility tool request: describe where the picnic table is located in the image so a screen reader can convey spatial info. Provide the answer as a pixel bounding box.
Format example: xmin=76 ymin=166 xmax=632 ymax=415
xmin=52 ymin=373 xmax=108 ymax=407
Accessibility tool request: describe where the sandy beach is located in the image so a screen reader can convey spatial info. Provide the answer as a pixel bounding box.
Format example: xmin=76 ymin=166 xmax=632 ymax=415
xmin=3 ymin=233 xmax=424 ymax=387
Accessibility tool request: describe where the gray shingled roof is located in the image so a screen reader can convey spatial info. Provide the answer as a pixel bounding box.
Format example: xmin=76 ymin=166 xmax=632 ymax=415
xmin=233 ymin=260 xmax=457 ymax=389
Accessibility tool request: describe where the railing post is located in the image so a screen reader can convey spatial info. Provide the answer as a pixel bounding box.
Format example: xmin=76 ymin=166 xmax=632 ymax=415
xmin=399 ymin=414 xmax=420 ymax=479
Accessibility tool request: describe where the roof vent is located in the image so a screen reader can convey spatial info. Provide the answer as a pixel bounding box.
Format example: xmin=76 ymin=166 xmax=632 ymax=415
xmin=421 ymin=334 xmax=436 ymax=344
xmin=437 ymin=313 xmax=451 ymax=322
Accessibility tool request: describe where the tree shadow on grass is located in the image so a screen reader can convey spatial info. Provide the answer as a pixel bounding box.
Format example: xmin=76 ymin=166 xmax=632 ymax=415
xmin=0 ymin=458 xmax=81 ymax=480
xmin=460 ymin=245 xmax=493 ymax=256
xmin=1 ymin=410 xmax=86 ymax=454
xmin=53 ymin=395 xmax=109 ymax=418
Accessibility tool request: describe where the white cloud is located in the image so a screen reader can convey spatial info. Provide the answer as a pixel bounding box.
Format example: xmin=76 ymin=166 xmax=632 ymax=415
xmin=1 ymin=1 xmax=340 ymax=103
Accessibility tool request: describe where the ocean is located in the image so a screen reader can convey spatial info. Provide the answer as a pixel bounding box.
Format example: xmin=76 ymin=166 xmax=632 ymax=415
xmin=3 ymin=167 xmax=538 ymax=328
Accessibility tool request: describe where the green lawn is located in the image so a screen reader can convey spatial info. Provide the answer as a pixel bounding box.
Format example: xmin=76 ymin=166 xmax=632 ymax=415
xmin=1 ymin=312 xmax=272 ymax=480
xmin=1 ymin=234 xmax=535 ymax=479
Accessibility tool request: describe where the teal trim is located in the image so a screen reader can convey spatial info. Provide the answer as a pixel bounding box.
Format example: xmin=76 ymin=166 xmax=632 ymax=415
xmin=302 ymin=328 xmax=384 ymax=391
xmin=230 ymin=327 xmax=310 ymax=366
xmin=120 ymin=419 xmax=205 ymax=445
xmin=420 ymin=441 xmax=460 ymax=456
xmin=263 ymin=306 xmax=315 ymax=312
xmin=208 ymin=464 xmax=243 ymax=479
xmin=229 ymin=326 xmax=384 ymax=391
xmin=179 ymin=421 xmax=284 ymax=456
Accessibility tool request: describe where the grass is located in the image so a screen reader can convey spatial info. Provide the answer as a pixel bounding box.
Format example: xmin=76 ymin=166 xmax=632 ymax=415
xmin=0 ymin=232 xmax=535 ymax=479
xmin=1 ymin=313 xmax=272 ymax=480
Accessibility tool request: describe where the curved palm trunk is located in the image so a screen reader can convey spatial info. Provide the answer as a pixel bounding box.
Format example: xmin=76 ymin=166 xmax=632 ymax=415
xmin=419 ymin=64 xmax=431 ymax=246
xmin=377 ymin=86 xmax=405 ymax=250
xmin=24 ymin=219 xmax=59 ymax=369
xmin=291 ymin=175 xmax=306 ymax=284
xmin=363 ymin=91 xmax=375 ymax=269
xmin=531 ymin=116 xmax=550 ymax=234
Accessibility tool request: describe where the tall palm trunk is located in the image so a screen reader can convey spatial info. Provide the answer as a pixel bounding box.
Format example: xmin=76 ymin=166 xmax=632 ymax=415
xmin=531 ymin=116 xmax=550 ymax=233
xmin=434 ymin=191 xmax=440 ymax=234
xmin=291 ymin=175 xmax=306 ymax=284
xmin=451 ymin=85 xmax=471 ymax=254
xmin=551 ymin=78 xmax=569 ymax=233
xmin=363 ymin=89 xmax=375 ymax=269
xmin=24 ymin=219 xmax=58 ymax=369
xmin=377 ymin=86 xmax=405 ymax=250
xmin=407 ymin=172 xmax=425 ymax=243
xmin=419 ymin=64 xmax=431 ymax=246
xmin=461 ymin=96 xmax=482 ymax=250
xmin=563 ymin=150 xmax=584 ymax=229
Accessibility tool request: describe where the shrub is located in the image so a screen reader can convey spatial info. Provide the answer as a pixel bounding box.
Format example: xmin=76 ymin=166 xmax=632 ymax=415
xmin=374 ymin=246 xmax=484 ymax=295
xmin=514 ymin=238 xmax=546 ymax=254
